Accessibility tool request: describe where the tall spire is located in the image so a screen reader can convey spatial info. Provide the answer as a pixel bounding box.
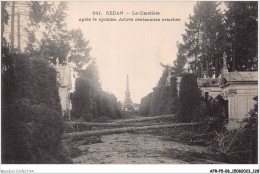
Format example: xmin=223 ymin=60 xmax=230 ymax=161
xmin=123 ymin=74 xmax=133 ymax=111
xmin=126 ymin=74 xmax=129 ymax=92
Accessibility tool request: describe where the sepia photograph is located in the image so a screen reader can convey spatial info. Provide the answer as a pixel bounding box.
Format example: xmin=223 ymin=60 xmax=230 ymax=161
xmin=1 ymin=0 xmax=259 ymax=173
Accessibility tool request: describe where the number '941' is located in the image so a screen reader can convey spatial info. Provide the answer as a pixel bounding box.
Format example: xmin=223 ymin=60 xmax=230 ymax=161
xmin=92 ymin=11 xmax=102 ymax=15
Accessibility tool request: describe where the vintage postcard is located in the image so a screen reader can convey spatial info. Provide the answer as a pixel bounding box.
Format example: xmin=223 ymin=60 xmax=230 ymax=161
xmin=1 ymin=1 xmax=259 ymax=173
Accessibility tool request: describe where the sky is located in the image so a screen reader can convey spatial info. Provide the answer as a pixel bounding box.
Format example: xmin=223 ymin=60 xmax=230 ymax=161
xmin=66 ymin=2 xmax=196 ymax=104
xmin=4 ymin=1 xmax=196 ymax=104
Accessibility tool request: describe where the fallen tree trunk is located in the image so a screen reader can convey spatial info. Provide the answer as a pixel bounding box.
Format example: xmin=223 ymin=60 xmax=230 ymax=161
xmin=66 ymin=114 xmax=175 ymax=127
xmin=63 ymin=122 xmax=199 ymax=139
xmin=114 ymin=114 xmax=175 ymax=123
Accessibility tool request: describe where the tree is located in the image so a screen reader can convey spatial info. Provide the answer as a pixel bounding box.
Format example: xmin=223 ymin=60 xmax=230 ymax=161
xmin=71 ymin=77 xmax=93 ymax=120
xmin=182 ymin=2 xmax=258 ymax=75
xmin=140 ymin=93 xmax=153 ymax=116
xmin=71 ymin=59 xmax=121 ymax=121
xmin=68 ymin=29 xmax=92 ymax=73
xmin=96 ymin=91 xmax=121 ymax=119
xmin=1 ymin=2 xmax=9 ymax=48
xmin=182 ymin=2 xmax=224 ymax=77
xmin=157 ymin=64 xmax=170 ymax=87
xmin=178 ymin=74 xmax=200 ymax=122
xmin=24 ymin=2 xmax=93 ymax=70
xmin=172 ymin=43 xmax=187 ymax=76
xmin=2 ymin=53 xmax=70 ymax=163
xmin=71 ymin=78 xmax=121 ymax=121
xmin=1 ymin=2 xmax=79 ymax=164
xmin=25 ymin=2 xmax=69 ymax=63
xmin=169 ymin=76 xmax=178 ymax=114
xmin=225 ymin=1 xmax=258 ymax=71
xmin=43 ymin=32 xmax=71 ymax=65
xmin=244 ymin=96 xmax=258 ymax=163
xmin=71 ymin=59 xmax=101 ymax=120
xmin=79 ymin=59 xmax=101 ymax=89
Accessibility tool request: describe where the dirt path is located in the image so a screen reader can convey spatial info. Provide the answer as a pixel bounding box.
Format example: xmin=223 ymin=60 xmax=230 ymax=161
xmin=72 ymin=133 xmax=207 ymax=164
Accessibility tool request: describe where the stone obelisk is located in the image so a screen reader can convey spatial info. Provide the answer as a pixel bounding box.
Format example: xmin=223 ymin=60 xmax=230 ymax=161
xmin=123 ymin=74 xmax=133 ymax=111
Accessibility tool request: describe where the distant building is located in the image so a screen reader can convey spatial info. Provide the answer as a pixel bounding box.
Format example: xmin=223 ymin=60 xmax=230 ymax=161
xmin=56 ymin=64 xmax=72 ymax=119
xmin=122 ymin=74 xmax=134 ymax=111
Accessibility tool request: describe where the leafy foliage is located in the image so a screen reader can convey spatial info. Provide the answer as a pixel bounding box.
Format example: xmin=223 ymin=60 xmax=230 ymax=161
xmin=25 ymin=2 xmax=69 ymax=61
xmin=209 ymin=97 xmax=258 ymax=163
xmin=71 ymin=60 xmax=121 ymax=121
xmin=178 ymin=74 xmax=200 ymax=122
xmin=182 ymin=2 xmax=224 ymax=77
xmin=2 ymin=54 xmax=61 ymax=111
xmin=225 ymin=1 xmax=258 ymax=71
xmin=25 ymin=2 xmax=92 ymax=69
xmin=96 ymin=92 xmax=122 ymax=120
xmin=141 ymin=75 xmax=178 ymax=116
xmin=157 ymin=65 xmax=170 ymax=87
xmin=2 ymin=2 xmax=9 ymax=25
xmin=70 ymin=77 xmax=93 ymax=120
xmin=139 ymin=93 xmax=153 ymax=116
xmin=1 ymin=1 xmax=9 ymax=47
xmin=172 ymin=43 xmax=187 ymax=76
xmin=68 ymin=29 xmax=92 ymax=73
xmin=150 ymin=86 xmax=171 ymax=116
xmin=71 ymin=77 xmax=121 ymax=121
xmin=2 ymin=53 xmax=70 ymax=163
xmin=79 ymin=59 xmax=101 ymax=88
xmin=179 ymin=2 xmax=257 ymax=75
xmin=169 ymin=76 xmax=178 ymax=114
xmin=242 ymin=96 xmax=258 ymax=163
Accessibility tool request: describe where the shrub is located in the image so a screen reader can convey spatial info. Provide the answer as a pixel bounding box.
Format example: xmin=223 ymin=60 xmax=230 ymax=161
xmin=2 ymin=54 xmax=61 ymax=112
xmin=96 ymin=91 xmax=121 ymax=120
xmin=154 ymin=86 xmax=171 ymax=115
xmin=63 ymin=109 xmax=70 ymax=121
xmin=71 ymin=77 xmax=93 ymax=119
xmin=141 ymin=75 xmax=178 ymax=117
xmin=169 ymin=76 xmax=178 ymax=114
xmin=30 ymin=104 xmax=70 ymax=163
xmin=71 ymin=77 xmax=121 ymax=121
xmin=209 ymin=97 xmax=258 ymax=163
xmin=2 ymin=99 xmax=71 ymax=164
xmin=139 ymin=92 xmax=153 ymax=116
xmin=178 ymin=73 xmax=200 ymax=122
xmin=242 ymin=96 xmax=258 ymax=163
xmin=207 ymin=95 xmax=227 ymax=132
xmin=157 ymin=76 xmax=178 ymax=116
xmin=30 ymin=58 xmax=61 ymax=111
xmin=2 ymin=53 xmax=70 ymax=163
